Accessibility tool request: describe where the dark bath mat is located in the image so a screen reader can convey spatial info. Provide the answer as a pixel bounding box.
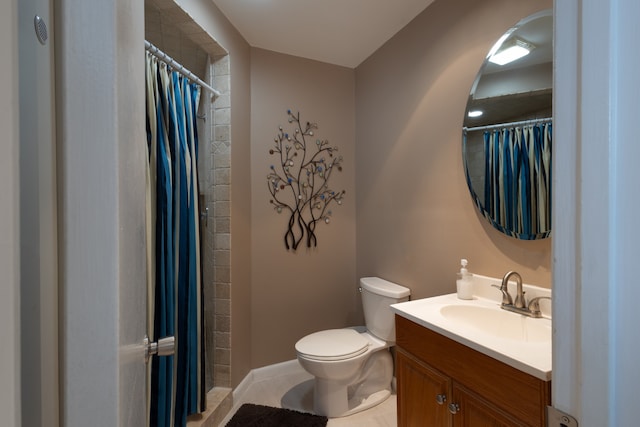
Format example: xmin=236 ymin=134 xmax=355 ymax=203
xmin=225 ymin=403 xmax=328 ymax=427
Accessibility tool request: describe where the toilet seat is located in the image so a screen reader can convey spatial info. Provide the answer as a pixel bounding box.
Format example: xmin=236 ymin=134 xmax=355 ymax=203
xmin=296 ymin=329 xmax=369 ymax=361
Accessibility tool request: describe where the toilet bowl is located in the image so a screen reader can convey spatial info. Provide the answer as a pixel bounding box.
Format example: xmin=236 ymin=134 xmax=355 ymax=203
xmin=294 ymin=277 xmax=410 ymax=418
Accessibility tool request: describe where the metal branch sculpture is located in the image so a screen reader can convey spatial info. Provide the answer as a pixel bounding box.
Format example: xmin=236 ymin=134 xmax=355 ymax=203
xmin=267 ymin=110 xmax=346 ymax=250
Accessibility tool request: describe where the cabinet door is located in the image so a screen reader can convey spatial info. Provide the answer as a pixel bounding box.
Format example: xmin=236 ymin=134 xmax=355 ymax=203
xmin=397 ymin=349 xmax=451 ymax=427
xmin=452 ymin=382 xmax=527 ymax=427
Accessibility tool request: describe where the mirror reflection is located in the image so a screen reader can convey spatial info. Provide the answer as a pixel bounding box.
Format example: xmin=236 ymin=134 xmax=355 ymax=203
xmin=463 ymin=10 xmax=553 ymax=240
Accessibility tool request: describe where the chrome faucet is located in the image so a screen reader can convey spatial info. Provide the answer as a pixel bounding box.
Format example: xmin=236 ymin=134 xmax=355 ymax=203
xmin=503 ymin=271 xmax=525 ymax=308
xmin=492 ymin=271 xmax=549 ymax=318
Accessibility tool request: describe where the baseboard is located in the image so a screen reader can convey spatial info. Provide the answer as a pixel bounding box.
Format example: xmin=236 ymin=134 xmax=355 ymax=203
xmin=233 ymin=359 xmax=302 ymax=403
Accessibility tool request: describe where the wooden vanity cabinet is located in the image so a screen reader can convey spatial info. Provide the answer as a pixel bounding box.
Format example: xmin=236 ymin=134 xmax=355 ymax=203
xmin=396 ymin=349 xmax=451 ymax=426
xmin=395 ymin=315 xmax=551 ymax=427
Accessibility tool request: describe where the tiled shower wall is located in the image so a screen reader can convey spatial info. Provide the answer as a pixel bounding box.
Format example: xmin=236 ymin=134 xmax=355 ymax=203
xmin=146 ymin=0 xmax=232 ymax=392
xmin=202 ymin=54 xmax=232 ymax=389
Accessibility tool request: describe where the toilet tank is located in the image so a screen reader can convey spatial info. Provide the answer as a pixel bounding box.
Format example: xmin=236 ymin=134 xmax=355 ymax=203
xmin=360 ymin=277 xmax=410 ymax=342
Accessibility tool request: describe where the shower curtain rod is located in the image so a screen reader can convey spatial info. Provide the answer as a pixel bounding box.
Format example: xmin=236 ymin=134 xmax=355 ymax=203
xmin=145 ymin=40 xmax=221 ymax=98
xmin=463 ymin=117 xmax=552 ymax=132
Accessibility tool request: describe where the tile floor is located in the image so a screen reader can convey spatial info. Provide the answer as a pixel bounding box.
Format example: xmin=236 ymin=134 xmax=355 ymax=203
xmin=219 ymin=362 xmax=398 ymax=427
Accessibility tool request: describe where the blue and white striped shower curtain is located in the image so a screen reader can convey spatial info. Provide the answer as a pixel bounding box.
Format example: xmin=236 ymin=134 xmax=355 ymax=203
xmin=483 ymin=123 xmax=552 ymax=239
xmin=145 ymin=52 xmax=204 ymax=427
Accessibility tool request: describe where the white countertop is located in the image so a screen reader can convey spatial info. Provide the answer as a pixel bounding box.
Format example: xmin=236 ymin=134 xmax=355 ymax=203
xmin=391 ymin=279 xmax=552 ymax=381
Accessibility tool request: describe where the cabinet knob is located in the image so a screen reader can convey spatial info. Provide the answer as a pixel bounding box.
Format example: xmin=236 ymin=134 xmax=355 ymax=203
xmin=448 ymin=403 xmax=460 ymax=414
xmin=435 ymin=394 xmax=447 ymax=405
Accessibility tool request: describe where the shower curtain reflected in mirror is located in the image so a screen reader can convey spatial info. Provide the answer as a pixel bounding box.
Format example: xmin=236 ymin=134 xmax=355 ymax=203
xmin=483 ymin=123 xmax=552 ymax=239
xmin=145 ymin=52 xmax=205 ymax=427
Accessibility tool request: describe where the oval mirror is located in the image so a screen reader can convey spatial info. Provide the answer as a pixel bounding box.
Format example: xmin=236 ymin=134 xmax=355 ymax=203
xmin=462 ymin=10 xmax=553 ymax=240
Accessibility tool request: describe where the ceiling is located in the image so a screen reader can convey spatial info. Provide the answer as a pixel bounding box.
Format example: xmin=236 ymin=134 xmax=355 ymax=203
xmin=210 ymin=0 xmax=435 ymax=68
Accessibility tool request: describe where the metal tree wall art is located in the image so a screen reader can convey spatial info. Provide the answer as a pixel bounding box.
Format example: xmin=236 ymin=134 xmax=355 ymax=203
xmin=267 ymin=110 xmax=346 ymax=250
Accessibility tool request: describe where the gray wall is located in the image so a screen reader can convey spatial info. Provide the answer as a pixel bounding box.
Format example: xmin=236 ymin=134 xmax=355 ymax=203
xmin=250 ymin=48 xmax=357 ymax=368
xmin=355 ymin=0 xmax=553 ymax=301
xmin=241 ymin=0 xmax=552 ymax=372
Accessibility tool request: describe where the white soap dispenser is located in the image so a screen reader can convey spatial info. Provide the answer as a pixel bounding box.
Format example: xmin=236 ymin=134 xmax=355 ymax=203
xmin=456 ymin=258 xmax=473 ymax=300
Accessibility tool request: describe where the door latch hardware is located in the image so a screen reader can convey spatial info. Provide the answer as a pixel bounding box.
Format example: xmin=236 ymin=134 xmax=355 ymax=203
xmin=144 ymin=335 xmax=175 ymax=363
xmin=547 ymin=406 xmax=578 ymax=427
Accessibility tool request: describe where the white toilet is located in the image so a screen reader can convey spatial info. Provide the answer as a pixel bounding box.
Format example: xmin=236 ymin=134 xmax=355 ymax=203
xmin=295 ymin=277 xmax=410 ymax=417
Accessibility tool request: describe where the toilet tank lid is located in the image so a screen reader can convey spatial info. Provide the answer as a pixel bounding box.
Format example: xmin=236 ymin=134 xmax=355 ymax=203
xmin=360 ymin=277 xmax=410 ymax=298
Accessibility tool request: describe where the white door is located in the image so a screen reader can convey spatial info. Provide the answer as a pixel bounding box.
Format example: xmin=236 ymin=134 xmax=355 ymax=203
xmin=57 ymin=0 xmax=148 ymax=425
xmin=554 ymin=0 xmax=640 ymax=425
xmin=18 ymin=0 xmax=59 ymax=425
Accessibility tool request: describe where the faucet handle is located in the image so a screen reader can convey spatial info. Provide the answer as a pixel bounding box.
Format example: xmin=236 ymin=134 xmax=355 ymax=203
xmin=527 ymin=296 xmax=551 ymax=317
xmin=491 ymin=284 xmax=513 ymax=305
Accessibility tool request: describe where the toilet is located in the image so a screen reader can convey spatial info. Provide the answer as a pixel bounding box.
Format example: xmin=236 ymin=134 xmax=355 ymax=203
xmin=295 ymin=277 xmax=410 ymax=417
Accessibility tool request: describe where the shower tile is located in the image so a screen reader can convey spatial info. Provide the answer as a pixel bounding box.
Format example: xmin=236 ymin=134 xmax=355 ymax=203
xmin=212 ymin=139 xmax=228 ymax=154
xmin=214 ymin=168 xmax=230 ymax=185
xmin=212 ymin=75 xmax=230 ymax=94
xmin=162 ymin=6 xmax=191 ymax=24
xmin=149 ymin=0 xmax=176 ymax=11
xmin=213 ymin=55 xmax=230 ymax=75
xmin=202 ymin=42 xmax=228 ymax=57
xmin=215 ymin=285 xmax=230 ymax=302
xmin=213 ymin=108 xmax=230 ymax=125
xmin=215 ymin=315 xmax=230 ymax=332
xmin=214 ymin=299 xmax=230 ymax=316
xmin=148 ymin=0 xmax=233 ymax=395
xmin=213 ymin=249 xmax=230 ymax=267
xmin=214 ymin=348 xmax=231 ymax=365
xmin=215 ymin=332 xmax=230 ymax=348
xmin=213 ymin=93 xmax=230 ymax=109
xmin=214 ymin=233 xmax=230 ymax=250
xmin=213 ymin=185 xmax=229 ymax=202
xmin=214 ymin=124 xmax=230 ymax=142
xmin=214 ymin=269 xmax=231 ymax=285
xmin=180 ymin=21 xmax=202 ymax=36
xmin=214 ymin=365 xmax=231 ymax=388
xmin=214 ymin=218 xmax=230 ymax=233
xmin=213 ymin=153 xmax=230 ymax=169
xmin=213 ymin=201 xmax=230 ymax=217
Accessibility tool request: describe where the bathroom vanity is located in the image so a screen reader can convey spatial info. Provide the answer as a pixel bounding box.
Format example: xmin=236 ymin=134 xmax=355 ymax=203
xmin=395 ymin=315 xmax=550 ymax=426
xmin=391 ymin=281 xmax=552 ymax=427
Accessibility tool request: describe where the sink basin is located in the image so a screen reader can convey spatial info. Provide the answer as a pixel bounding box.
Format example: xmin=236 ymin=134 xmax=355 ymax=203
xmin=439 ymin=304 xmax=551 ymax=343
xmin=390 ymin=286 xmax=552 ymax=380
